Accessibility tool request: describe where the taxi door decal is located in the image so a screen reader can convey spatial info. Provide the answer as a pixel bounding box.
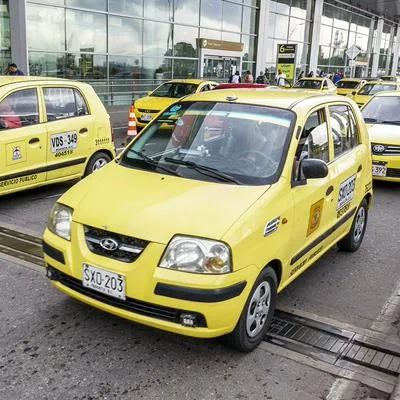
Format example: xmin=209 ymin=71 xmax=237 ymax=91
xmin=6 ymin=141 xmax=26 ymax=166
xmin=307 ymin=198 xmax=324 ymax=237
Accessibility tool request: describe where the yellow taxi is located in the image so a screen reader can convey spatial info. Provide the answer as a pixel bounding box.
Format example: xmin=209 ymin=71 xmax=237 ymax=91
xmin=351 ymin=81 xmax=400 ymax=107
xmin=134 ymin=79 xmax=218 ymax=129
xmin=0 ymin=76 xmax=115 ymax=196
xmin=336 ymin=78 xmax=365 ymax=96
xmin=291 ymin=77 xmax=337 ymax=94
xmin=380 ymin=76 xmax=400 ymax=83
xmin=361 ymin=91 xmax=400 ymax=181
xmin=43 ymin=90 xmax=372 ymax=352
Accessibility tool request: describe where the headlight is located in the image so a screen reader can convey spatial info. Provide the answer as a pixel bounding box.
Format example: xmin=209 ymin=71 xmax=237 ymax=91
xmin=159 ymin=236 xmax=232 ymax=274
xmin=48 ymin=203 xmax=73 ymax=240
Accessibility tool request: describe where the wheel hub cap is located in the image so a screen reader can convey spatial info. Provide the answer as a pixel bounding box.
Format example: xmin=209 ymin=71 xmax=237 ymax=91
xmin=246 ymin=281 xmax=271 ymax=337
xmin=353 ymin=207 xmax=365 ymax=243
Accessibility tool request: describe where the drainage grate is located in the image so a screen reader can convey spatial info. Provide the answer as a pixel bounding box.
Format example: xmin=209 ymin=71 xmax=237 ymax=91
xmin=265 ymin=310 xmax=400 ymax=377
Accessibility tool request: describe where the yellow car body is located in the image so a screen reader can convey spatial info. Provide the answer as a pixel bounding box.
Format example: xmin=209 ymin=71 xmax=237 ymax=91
xmin=336 ymin=78 xmax=364 ymax=96
xmin=291 ymin=77 xmax=337 ymax=94
xmin=361 ymin=91 xmax=400 ymax=181
xmin=0 ymin=76 xmax=115 ymax=196
xmin=352 ymin=81 xmax=400 ymax=107
xmin=43 ymin=90 xmax=372 ymax=351
xmin=134 ymin=79 xmax=218 ymax=128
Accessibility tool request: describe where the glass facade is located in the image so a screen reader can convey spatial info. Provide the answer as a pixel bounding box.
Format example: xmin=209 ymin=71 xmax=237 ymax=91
xmin=0 ymin=1 xmax=11 ymax=75
xmin=26 ymin=0 xmax=259 ymax=104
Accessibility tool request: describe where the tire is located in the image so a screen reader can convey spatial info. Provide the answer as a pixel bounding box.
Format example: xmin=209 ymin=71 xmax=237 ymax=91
xmin=84 ymin=152 xmax=112 ymax=177
xmin=337 ymin=199 xmax=368 ymax=252
xmin=224 ymin=267 xmax=277 ymax=352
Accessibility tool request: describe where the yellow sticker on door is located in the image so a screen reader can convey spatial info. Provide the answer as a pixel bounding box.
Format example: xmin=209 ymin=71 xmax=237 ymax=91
xmin=307 ymin=198 xmax=324 ymax=237
xmin=6 ymin=141 xmax=26 ymax=165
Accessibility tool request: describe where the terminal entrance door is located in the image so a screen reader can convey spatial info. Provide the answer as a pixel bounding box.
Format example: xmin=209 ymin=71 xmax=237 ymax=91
xmin=203 ymin=57 xmax=240 ymax=81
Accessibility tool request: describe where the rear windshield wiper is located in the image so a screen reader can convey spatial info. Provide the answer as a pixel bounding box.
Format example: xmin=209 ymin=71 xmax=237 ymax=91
xmin=127 ymin=150 xmax=181 ymax=177
xmin=164 ymin=157 xmax=242 ymax=185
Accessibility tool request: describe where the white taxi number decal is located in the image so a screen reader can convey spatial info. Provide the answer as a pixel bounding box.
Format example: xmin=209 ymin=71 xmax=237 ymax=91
xmin=50 ymin=131 xmax=78 ymax=153
xmin=337 ymin=174 xmax=356 ymax=210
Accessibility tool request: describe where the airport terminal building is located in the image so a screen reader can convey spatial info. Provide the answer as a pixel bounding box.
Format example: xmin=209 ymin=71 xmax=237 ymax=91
xmin=1 ymin=0 xmax=399 ymax=104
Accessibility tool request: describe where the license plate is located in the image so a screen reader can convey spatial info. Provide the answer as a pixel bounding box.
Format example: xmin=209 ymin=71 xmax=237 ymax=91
xmin=372 ymin=164 xmax=387 ymax=177
xmin=50 ymin=131 xmax=78 ymax=153
xmin=141 ymin=113 xmax=152 ymax=122
xmin=82 ymin=264 xmax=126 ymax=300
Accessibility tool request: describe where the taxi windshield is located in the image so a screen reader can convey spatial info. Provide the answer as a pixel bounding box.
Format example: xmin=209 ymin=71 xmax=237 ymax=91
xmin=293 ymin=80 xmax=322 ymax=89
xmin=336 ymin=80 xmax=359 ymax=89
xmin=358 ymin=84 xmax=395 ymax=95
xmin=121 ymin=101 xmax=295 ymax=185
xmin=150 ymin=83 xmax=198 ymax=98
xmin=362 ymin=96 xmax=400 ymax=124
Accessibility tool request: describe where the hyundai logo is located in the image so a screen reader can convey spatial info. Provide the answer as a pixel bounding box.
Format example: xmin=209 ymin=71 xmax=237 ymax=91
xmin=99 ymin=238 xmax=119 ymax=251
xmin=373 ymin=144 xmax=385 ymax=153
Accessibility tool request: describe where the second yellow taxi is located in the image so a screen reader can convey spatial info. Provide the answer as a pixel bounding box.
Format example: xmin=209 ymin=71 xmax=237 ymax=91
xmin=351 ymin=80 xmax=400 ymax=107
xmin=292 ymin=77 xmax=337 ymax=94
xmin=336 ymin=78 xmax=365 ymax=96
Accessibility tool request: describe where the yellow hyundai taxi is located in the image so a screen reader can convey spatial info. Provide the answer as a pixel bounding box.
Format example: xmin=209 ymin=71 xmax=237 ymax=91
xmin=291 ymin=77 xmax=337 ymax=94
xmin=43 ymin=90 xmax=372 ymax=352
xmin=351 ymin=81 xmax=400 ymax=107
xmin=336 ymin=78 xmax=365 ymax=96
xmin=0 ymin=76 xmax=115 ymax=196
xmin=361 ymin=91 xmax=400 ymax=181
xmin=134 ymin=79 xmax=218 ymax=129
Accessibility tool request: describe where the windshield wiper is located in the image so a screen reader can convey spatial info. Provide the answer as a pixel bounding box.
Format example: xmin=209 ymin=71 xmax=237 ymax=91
xmin=363 ymin=117 xmax=378 ymax=123
xmin=128 ymin=150 xmax=181 ymax=177
xmin=164 ymin=157 xmax=241 ymax=184
xmin=381 ymin=120 xmax=400 ymax=125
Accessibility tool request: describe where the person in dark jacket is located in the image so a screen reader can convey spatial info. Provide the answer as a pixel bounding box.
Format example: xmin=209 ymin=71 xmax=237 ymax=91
xmin=7 ymin=63 xmax=24 ymax=76
xmin=256 ymin=71 xmax=266 ymax=84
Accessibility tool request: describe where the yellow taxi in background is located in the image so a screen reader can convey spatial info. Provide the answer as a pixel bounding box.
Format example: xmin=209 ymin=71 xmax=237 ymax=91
xmin=0 ymin=77 xmax=115 ymax=196
xmin=336 ymin=78 xmax=365 ymax=96
xmin=361 ymin=91 xmax=400 ymax=181
xmin=291 ymin=77 xmax=337 ymax=94
xmin=351 ymin=81 xmax=400 ymax=107
xmin=43 ymin=90 xmax=372 ymax=352
xmin=380 ymin=76 xmax=400 ymax=83
xmin=134 ymin=79 xmax=218 ymax=128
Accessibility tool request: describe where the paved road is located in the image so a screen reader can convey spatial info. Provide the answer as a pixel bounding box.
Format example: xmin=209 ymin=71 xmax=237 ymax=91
xmin=0 ymin=179 xmax=398 ymax=399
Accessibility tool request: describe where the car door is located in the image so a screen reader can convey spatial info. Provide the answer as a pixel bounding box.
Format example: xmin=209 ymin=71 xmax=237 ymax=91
xmin=0 ymin=87 xmax=47 ymax=194
xmin=42 ymin=86 xmax=93 ymax=180
xmin=289 ymin=107 xmax=337 ymax=279
xmin=326 ymin=103 xmax=366 ymax=241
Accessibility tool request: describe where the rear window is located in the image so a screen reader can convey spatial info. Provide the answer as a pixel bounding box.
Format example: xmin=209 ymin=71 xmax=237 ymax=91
xmin=294 ymin=80 xmax=322 ymax=89
xmin=151 ymin=83 xmax=198 ymax=98
xmin=121 ymin=101 xmax=295 ymax=185
xmin=336 ymin=80 xmax=359 ymax=89
xmin=358 ymin=84 xmax=396 ymax=95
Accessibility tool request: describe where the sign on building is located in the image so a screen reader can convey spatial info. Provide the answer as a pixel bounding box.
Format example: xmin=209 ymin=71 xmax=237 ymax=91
xmin=276 ymin=44 xmax=297 ymax=81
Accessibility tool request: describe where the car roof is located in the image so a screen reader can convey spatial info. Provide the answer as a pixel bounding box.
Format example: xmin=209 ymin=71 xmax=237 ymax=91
xmin=164 ymin=79 xmax=214 ymax=85
xmin=338 ymin=78 xmax=361 ymax=82
xmin=363 ymin=80 xmax=397 ymax=85
xmin=182 ymin=88 xmax=349 ymax=110
xmin=214 ymin=83 xmax=269 ymax=89
xmin=298 ymin=77 xmax=325 ymax=81
xmin=0 ymin=76 xmax=73 ymax=86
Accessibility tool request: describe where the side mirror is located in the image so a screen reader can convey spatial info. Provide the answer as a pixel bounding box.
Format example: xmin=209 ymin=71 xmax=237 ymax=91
xmin=301 ymin=158 xmax=328 ymax=179
xmin=352 ymin=91 xmax=357 ymax=95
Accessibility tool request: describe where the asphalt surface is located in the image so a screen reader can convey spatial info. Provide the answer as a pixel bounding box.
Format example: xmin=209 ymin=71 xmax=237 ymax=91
xmin=0 ymin=156 xmax=399 ymax=398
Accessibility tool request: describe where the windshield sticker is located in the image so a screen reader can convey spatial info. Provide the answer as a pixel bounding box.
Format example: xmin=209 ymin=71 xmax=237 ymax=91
xmin=163 ymin=104 xmax=182 ymax=117
xmin=50 ymin=131 xmax=78 ymax=153
xmin=176 ymin=118 xmax=185 ymax=127
xmin=307 ymin=199 xmax=324 ymax=236
xmin=337 ymin=174 xmax=356 ymax=211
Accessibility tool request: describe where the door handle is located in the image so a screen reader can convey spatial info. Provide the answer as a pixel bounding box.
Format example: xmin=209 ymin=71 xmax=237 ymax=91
xmin=357 ymin=165 xmax=363 ymax=173
xmin=29 ymin=137 xmax=40 ymax=144
xmin=326 ymin=185 xmax=334 ymax=196
xmin=79 ymin=127 xmax=88 ymax=134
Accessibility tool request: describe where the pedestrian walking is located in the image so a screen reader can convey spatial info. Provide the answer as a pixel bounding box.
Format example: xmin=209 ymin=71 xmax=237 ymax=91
xmin=275 ymin=69 xmax=287 ymax=86
xmin=229 ymin=71 xmax=241 ymax=83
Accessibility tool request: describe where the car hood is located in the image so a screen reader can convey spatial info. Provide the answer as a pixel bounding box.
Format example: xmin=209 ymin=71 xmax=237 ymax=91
xmin=366 ymin=124 xmax=400 ymax=144
xmin=135 ymin=96 xmax=176 ymax=112
xmin=60 ymin=162 xmax=270 ymax=244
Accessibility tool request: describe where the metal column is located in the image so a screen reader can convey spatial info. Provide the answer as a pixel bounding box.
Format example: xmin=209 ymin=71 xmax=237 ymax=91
xmin=9 ymin=0 xmax=28 ymax=75
xmin=255 ymin=0 xmax=270 ymax=75
xmin=391 ymin=30 xmax=400 ymax=75
xmin=385 ymin=25 xmax=395 ymax=74
xmin=371 ymin=18 xmax=384 ymax=77
xmin=308 ymin=0 xmax=323 ymax=76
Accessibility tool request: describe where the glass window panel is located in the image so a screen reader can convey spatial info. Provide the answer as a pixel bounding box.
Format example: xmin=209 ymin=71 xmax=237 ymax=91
xmin=264 ymin=38 xmax=276 ymax=64
xmin=242 ymin=5 xmax=257 ymax=35
xmin=173 ymin=59 xmax=197 ymax=79
xmin=143 ymin=21 xmax=172 ymax=58
xmin=201 ymin=0 xmax=222 ymax=30
xmin=320 ymin=24 xmax=332 ymax=45
xmin=242 ymin=61 xmax=256 ymax=76
xmin=318 ymin=46 xmax=330 ymax=65
xmin=27 ymin=4 xmax=65 ymax=51
xmin=332 ymin=28 xmax=348 ymax=50
xmin=333 ymin=9 xmax=350 ymax=30
xmin=143 ymin=57 xmax=172 ymax=80
xmin=270 ymin=0 xmax=290 ymax=15
xmin=243 ymin=0 xmax=258 ymax=6
xmin=74 ymin=89 xmax=89 ymax=116
xmin=109 ymin=55 xmax=142 ymax=79
xmin=357 ymin=25 xmax=370 ymax=36
xmin=355 ymin=34 xmax=368 ymax=53
xmin=173 ymin=25 xmax=198 ymax=58
xmin=242 ymin=34 xmax=256 ymax=61
xmin=200 ymin=28 xmax=222 ymax=40
xmin=290 ymin=0 xmax=307 ymax=19
xmin=66 ymin=10 xmax=106 ymax=53
xmin=35 ymin=0 xmax=64 ymax=4
xmin=29 ymin=52 xmax=65 ymax=77
xmin=174 ymin=0 xmax=199 ymax=25
xmin=109 ymin=0 xmax=143 ymax=17
xmin=144 ymin=0 xmax=172 ymax=21
xmin=66 ymin=0 xmax=106 ymax=11
xmin=268 ymin=13 xmax=288 ymax=39
xmin=330 ymin=47 xmax=345 ymax=66
xmin=222 ymin=1 xmax=242 ymax=33
xmin=322 ymin=4 xmax=334 ymax=26
xmin=109 ymin=16 xmax=142 ymax=55
xmin=64 ymin=53 xmax=107 ymax=79
xmin=288 ymin=17 xmax=306 ymax=42
xmin=222 ymin=32 xmax=241 ymax=42
xmin=44 ymin=87 xmax=77 ymax=120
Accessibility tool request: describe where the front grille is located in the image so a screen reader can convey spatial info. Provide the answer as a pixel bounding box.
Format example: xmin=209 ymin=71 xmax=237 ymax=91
xmin=47 ymin=267 xmax=207 ymax=327
xmin=386 ymin=168 xmax=400 ymax=178
xmin=138 ymin=108 xmax=158 ymax=113
xmin=84 ymin=226 xmax=148 ymax=263
xmin=372 ymin=144 xmax=400 ymax=156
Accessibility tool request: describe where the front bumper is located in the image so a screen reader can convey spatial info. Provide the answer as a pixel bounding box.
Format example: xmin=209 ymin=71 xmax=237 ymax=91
xmin=372 ymin=154 xmax=400 ymax=182
xmin=43 ymin=227 xmax=258 ymax=338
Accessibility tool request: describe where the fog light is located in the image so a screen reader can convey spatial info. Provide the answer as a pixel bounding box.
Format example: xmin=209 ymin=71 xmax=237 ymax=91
xmin=180 ymin=313 xmax=197 ymax=327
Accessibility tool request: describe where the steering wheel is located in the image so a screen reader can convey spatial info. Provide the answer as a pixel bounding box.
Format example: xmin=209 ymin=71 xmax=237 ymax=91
xmin=236 ymin=150 xmax=276 ymax=173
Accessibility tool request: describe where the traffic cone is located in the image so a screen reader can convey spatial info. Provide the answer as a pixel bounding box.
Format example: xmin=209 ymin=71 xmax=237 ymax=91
xmin=126 ymin=104 xmax=137 ymax=144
